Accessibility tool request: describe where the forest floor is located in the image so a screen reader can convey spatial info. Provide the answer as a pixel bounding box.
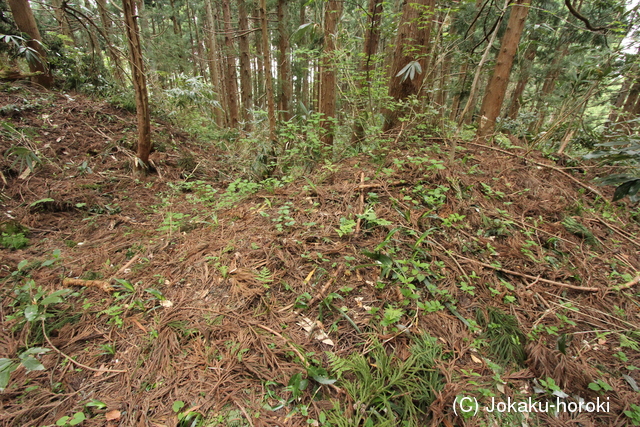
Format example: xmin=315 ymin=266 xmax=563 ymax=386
xmin=1 ymin=84 xmax=639 ymax=427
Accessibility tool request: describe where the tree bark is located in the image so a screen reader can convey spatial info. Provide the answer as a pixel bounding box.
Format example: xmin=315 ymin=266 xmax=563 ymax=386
xmin=96 ymin=0 xmax=124 ymax=82
xmin=529 ymin=45 xmax=568 ymax=134
xmin=238 ymin=0 xmax=253 ymax=130
xmin=506 ymin=41 xmax=537 ymax=119
xmin=253 ymin=7 xmax=265 ymax=109
xmin=203 ymin=0 xmax=224 ymax=126
xmin=351 ymin=0 xmax=383 ymax=144
xmin=319 ymin=0 xmax=343 ymax=145
xmin=122 ymin=0 xmax=152 ymax=168
xmin=260 ymin=0 xmax=276 ymax=142
xmin=7 ymin=0 xmax=53 ymax=87
xmin=222 ymin=0 xmax=239 ymax=128
xmin=477 ymin=0 xmax=531 ymax=139
xmin=382 ymin=0 xmax=435 ymax=132
xmin=277 ymin=0 xmax=292 ymax=121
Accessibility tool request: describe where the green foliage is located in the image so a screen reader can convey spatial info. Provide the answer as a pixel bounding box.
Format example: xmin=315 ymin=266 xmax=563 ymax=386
xmin=624 ymin=403 xmax=640 ymax=426
xmin=586 ymin=137 xmax=640 ymax=202
xmin=0 ymin=34 xmax=43 ymax=66
xmin=56 ymin=412 xmax=86 ymax=426
xmin=326 ymin=334 xmax=443 ymax=426
xmin=0 ymin=347 xmax=50 ymax=391
xmin=4 ymin=144 xmax=40 ymax=174
xmin=477 ymin=308 xmax=527 ymax=367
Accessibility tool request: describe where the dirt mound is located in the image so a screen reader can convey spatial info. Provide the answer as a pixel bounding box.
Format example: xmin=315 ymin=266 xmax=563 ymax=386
xmin=1 ymin=85 xmax=639 ymax=426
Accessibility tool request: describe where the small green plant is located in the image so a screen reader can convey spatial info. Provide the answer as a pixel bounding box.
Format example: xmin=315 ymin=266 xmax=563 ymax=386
xmin=0 ymin=232 xmax=29 ymax=250
xmin=5 ymin=145 xmax=41 ymax=174
xmin=587 ymin=379 xmax=613 ymax=393
xmin=380 ymin=306 xmax=404 ymax=327
xmin=0 ymin=347 xmax=50 ymax=391
xmin=441 ymin=213 xmax=466 ymax=228
xmin=273 ymin=202 xmax=296 ymax=232
xmin=326 ymin=334 xmax=443 ymax=426
xmin=624 ymin=403 xmax=640 ymax=426
xmin=336 ymin=217 xmax=356 ymax=237
xmin=55 ymin=412 xmax=86 ymax=426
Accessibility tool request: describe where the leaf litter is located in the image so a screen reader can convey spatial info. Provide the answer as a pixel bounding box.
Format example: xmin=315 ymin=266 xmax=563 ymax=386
xmin=1 ymin=85 xmax=639 ymax=426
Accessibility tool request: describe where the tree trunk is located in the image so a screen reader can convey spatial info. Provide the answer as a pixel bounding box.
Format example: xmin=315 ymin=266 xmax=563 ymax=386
xmin=529 ymin=45 xmax=569 ymax=134
xmin=477 ymin=0 xmax=531 ymax=139
xmin=51 ymin=0 xmax=75 ymax=44
xmin=96 ymin=0 xmax=124 ymax=82
xmin=203 ymin=0 xmax=224 ymax=126
xmin=260 ymin=0 xmax=277 ymax=142
xmin=506 ymin=41 xmax=537 ymax=119
xmin=238 ymin=0 xmax=253 ymax=130
xmin=222 ymin=0 xmax=239 ymax=128
xmin=7 ymin=0 xmax=53 ymax=87
xmin=169 ymin=0 xmax=181 ymax=36
xmin=122 ymin=0 xmax=152 ymax=169
xmin=319 ymin=0 xmax=343 ymax=145
xmin=277 ymin=0 xmax=292 ymax=121
xmin=382 ymin=0 xmax=435 ymax=132
xmin=253 ymin=7 xmax=265 ymax=109
xmin=351 ymin=0 xmax=383 ymax=144
xmin=297 ymin=1 xmax=309 ymax=112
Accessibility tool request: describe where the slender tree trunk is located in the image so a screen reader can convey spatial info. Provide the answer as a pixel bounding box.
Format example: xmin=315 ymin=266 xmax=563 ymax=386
xmin=122 ymin=0 xmax=152 ymax=168
xmin=276 ymin=0 xmax=292 ymax=121
xmin=477 ymin=0 xmax=531 ymax=138
xmin=51 ymin=0 xmax=75 ymax=44
xmin=7 ymin=0 xmax=53 ymax=87
xmin=184 ymin=0 xmax=199 ymax=77
xmin=222 ymin=0 xmax=239 ymax=128
xmin=529 ymin=45 xmax=569 ymax=134
xmin=382 ymin=0 xmax=435 ymax=132
xmin=169 ymin=0 xmax=181 ymax=36
xmin=260 ymin=0 xmax=276 ymax=141
xmin=238 ymin=0 xmax=253 ymax=130
xmin=96 ymin=0 xmax=124 ymax=82
xmin=319 ymin=0 xmax=343 ymax=145
xmin=351 ymin=0 xmax=383 ymax=144
xmin=253 ymin=8 xmax=265 ymax=109
xmin=449 ymin=59 xmax=469 ymax=121
xmin=204 ymin=0 xmax=224 ymax=126
xmin=298 ymin=1 xmax=309 ymax=111
xmin=608 ymin=78 xmax=632 ymax=124
xmin=506 ymin=42 xmax=537 ymax=119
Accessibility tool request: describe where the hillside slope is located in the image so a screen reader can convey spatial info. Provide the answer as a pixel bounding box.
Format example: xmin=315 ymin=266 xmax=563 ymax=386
xmin=1 ymin=85 xmax=639 ymax=427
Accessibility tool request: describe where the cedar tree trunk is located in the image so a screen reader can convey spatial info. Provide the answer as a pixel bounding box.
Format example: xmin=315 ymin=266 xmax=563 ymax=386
xmin=477 ymin=0 xmax=531 ymax=138
xmin=123 ymin=0 xmax=152 ymax=168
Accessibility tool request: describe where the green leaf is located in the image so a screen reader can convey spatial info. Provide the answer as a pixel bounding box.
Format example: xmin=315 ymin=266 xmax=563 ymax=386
xmin=114 ymin=278 xmax=135 ymax=292
xmin=56 ymin=416 xmax=70 ymax=426
xmin=69 ymin=412 xmax=86 ymax=425
xmin=172 ymin=400 xmax=185 ymax=413
xmin=20 ymin=347 xmax=50 ymax=357
xmin=0 ymin=359 xmax=19 ymax=391
xmin=85 ymin=399 xmax=107 ymax=409
xmin=613 ymin=179 xmax=640 ymax=202
xmin=41 ymin=289 xmax=71 ymax=305
xmin=29 ymin=198 xmax=54 ymax=208
xmin=21 ymin=356 xmax=45 ymax=371
xmin=24 ymin=305 xmax=39 ymax=321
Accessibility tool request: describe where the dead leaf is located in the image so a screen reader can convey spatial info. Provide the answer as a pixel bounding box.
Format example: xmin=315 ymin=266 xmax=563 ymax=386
xmin=105 ymin=410 xmax=121 ymax=421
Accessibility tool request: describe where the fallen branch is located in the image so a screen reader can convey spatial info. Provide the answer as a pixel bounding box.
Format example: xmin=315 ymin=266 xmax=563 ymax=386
xmin=617 ymin=274 xmax=640 ymax=290
xmin=355 ymin=172 xmax=365 ymax=236
xmin=42 ymin=320 xmax=126 ymax=373
xmin=454 ymin=254 xmax=599 ymax=292
xmin=62 ymin=278 xmax=113 ymax=292
xmin=466 ymin=141 xmax=605 ymax=199
xmin=308 ymin=264 xmax=345 ymax=308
